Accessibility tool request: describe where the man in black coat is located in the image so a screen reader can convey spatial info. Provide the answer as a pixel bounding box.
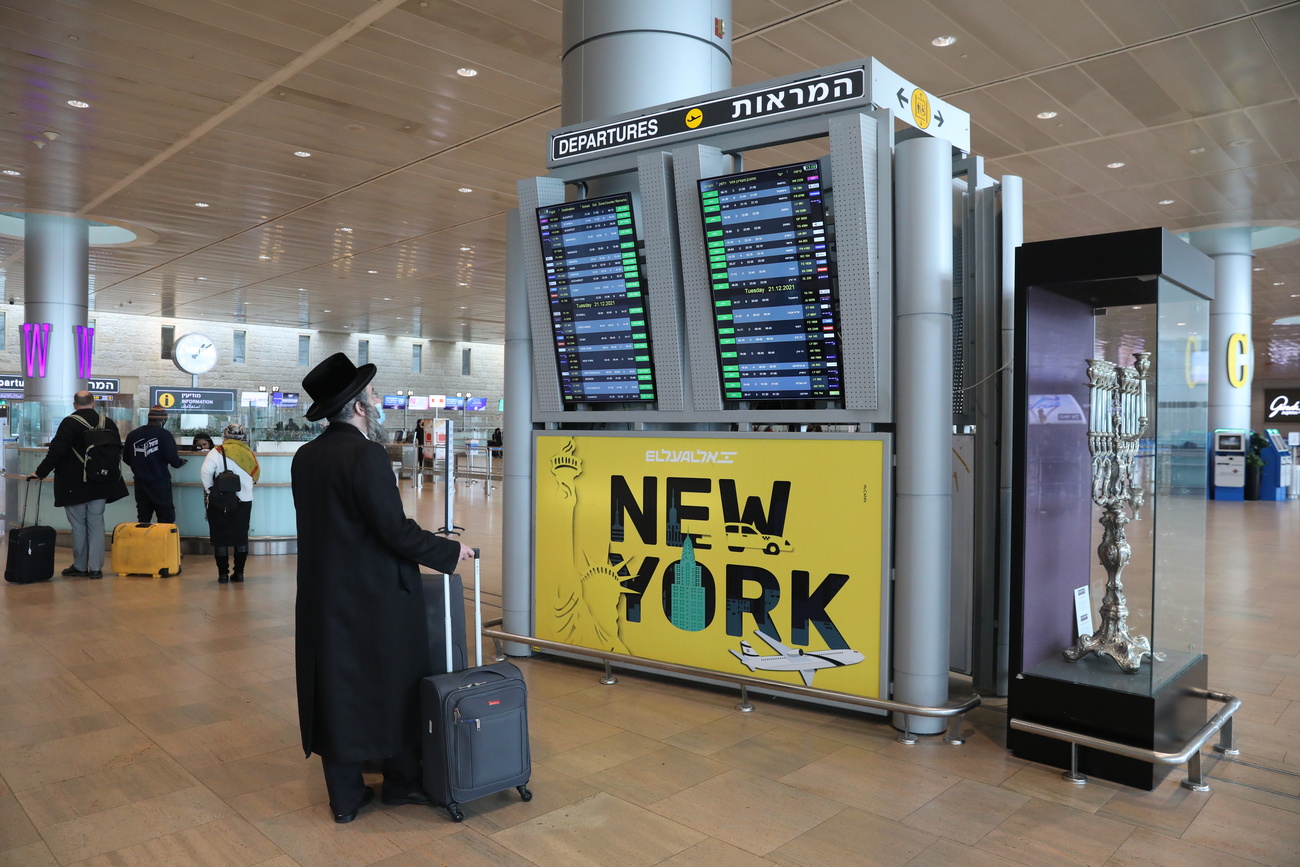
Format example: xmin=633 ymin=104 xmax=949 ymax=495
xmin=293 ymin=353 xmax=473 ymax=824
xmin=122 ymin=404 xmax=186 ymax=523
xmin=29 ymin=391 xmax=129 ymax=579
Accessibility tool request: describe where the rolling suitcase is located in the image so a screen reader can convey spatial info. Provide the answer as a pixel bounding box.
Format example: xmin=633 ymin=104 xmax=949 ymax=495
xmin=5 ymin=479 xmax=55 ymax=584
xmin=422 ymin=571 xmax=468 ymax=675
xmin=421 ymin=549 xmax=532 ymax=821
xmin=111 ymin=522 xmax=182 ymax=577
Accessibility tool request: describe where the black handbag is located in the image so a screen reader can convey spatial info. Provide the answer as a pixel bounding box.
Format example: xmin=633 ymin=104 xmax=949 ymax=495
xmin=212 ymin=450 xmax=242 ymax=512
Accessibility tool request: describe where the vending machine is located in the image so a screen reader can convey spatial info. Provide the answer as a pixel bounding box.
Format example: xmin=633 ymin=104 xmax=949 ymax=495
xmin=1211 ymin=429 xmax=1247 ymax=501
xmin=1258 ymin=428 xmax=1292 ymax=501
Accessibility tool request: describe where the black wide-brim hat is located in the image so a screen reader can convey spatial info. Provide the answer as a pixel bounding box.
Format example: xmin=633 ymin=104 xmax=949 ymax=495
xmin=302 ymin=352 xmax=377 ymax=421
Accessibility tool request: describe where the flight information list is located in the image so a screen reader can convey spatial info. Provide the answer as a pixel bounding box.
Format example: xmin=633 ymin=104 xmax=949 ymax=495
xmin=537 ymin=193 xmax=656 ymax=404
xmin=698 ymin=161 xmax=842 ymax=402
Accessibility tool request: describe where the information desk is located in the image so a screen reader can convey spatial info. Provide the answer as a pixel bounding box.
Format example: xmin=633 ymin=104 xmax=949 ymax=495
xmin=5 ymin=443 xmax=300 ymax=554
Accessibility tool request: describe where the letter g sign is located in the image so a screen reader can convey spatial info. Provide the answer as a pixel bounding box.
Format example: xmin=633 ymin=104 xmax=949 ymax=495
xmin=1227 ymin=333 xmax=1250 ymax=388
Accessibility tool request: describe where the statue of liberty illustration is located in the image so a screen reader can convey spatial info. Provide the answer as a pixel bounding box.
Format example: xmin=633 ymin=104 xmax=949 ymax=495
xmin=549 ymin=438 xmax=634 ymax=654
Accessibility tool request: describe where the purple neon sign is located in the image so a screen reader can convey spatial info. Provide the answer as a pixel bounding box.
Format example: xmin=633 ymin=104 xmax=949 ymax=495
xmin=75 ymin=325 xmax=95 ymax=378
xmin=22 ymin=323 xmax=52 ymax=378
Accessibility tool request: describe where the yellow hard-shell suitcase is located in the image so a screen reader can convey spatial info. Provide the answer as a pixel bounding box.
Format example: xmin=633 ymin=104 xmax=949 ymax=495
xmin=112 ymin=522 xmax=182 ymax=577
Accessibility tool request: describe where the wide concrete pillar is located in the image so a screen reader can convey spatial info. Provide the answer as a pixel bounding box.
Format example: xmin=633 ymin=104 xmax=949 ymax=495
xmin=1189 ymin=227 xmax=1253 ymax=433
xmin=561 ymin=0 xmax=732 ymax=126
xmin=892 ymin=137 xmax=954 ymax=733
xmin=24 ymin=213 xmax=90 ymax=433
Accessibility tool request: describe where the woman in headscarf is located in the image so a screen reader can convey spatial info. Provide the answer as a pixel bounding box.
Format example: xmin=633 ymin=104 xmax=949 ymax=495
xmin=200 ymin=423 xmax=261 ymax=583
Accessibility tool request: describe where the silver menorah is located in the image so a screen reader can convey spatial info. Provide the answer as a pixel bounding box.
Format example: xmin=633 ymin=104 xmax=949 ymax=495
xmin=1063 ymin=351 xmax=1162 ymax=673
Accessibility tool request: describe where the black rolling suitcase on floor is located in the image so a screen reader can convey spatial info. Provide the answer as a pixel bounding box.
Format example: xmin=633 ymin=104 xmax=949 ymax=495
xmin=5 ymin=479 xmax=56 ymax=584
xmin=421 ymin=549 xmax=532 ymax=821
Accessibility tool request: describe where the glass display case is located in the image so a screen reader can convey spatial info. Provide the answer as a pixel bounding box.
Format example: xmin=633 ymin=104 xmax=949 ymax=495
xmin=1008 ymin=228 xmax=1215 ymax=789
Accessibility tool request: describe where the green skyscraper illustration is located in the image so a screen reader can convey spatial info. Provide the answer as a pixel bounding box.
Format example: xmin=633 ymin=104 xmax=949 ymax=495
xmin=670 ymin=535 xmax=706 ymax=632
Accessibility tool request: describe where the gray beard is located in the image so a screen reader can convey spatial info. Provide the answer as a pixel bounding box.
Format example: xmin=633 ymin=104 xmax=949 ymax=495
xmin=361 ymin=402 xmax=390 ymax=445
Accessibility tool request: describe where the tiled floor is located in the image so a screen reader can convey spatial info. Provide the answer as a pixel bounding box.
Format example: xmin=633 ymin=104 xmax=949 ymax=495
xmin=1 ymin=478 xmax=1297 ymax=866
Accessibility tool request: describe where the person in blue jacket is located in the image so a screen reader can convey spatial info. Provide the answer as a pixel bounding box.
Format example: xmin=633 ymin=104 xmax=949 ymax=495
xmin=122 ymin=404 xmax=186 ymax=524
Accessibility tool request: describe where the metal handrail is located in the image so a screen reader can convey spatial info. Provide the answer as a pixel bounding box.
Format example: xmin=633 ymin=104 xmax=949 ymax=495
xmin=1009 ymin=689 xmax=1241 ymax=791
xmin=481 ymin=618 xmax=980 ymax=744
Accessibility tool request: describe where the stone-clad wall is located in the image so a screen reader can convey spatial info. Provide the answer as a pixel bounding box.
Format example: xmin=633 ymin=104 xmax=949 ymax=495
xmin=0 ymin=309 xmax=505 ymax=434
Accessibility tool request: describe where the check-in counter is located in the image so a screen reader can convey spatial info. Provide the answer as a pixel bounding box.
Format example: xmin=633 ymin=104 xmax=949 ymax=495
xmin=5 ymin=441 xmax=302 ymax=553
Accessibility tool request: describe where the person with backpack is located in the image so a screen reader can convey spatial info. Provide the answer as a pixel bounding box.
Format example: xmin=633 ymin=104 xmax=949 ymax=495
xmin=200 ymin=423 xmax=260 ymax=584
xmin=122 ymin=404 xmax=187 ymax=524
xmin=27 ymin=391 xmax=129 ymax=579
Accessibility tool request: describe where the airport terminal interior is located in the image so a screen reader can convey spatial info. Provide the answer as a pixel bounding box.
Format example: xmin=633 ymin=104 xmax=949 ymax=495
xmin=3 ymin=1 xmax=1300 ymax=865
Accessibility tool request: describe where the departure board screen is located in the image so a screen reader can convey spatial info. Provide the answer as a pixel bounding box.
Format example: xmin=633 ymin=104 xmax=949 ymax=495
xmin=537 ymin=193 xmax=656 ymax=404
xmin=698 ymin=161 xmax=842 ymax=402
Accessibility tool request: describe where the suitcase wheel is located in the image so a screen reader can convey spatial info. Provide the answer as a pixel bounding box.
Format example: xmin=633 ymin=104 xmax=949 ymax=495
xmin=447 ymin=803 xmax=464 ymax=822
xmin=159 ymin=569 xmax=170 ymax=578
xmin=517 ymin=785 xmax=532 ymax=802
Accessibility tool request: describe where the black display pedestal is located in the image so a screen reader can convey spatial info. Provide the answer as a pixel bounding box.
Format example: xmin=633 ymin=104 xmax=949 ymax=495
xmin=1008 ymin=654 xmax=1207 ymax=790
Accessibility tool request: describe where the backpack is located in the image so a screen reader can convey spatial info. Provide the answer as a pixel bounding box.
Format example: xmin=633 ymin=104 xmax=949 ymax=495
xmin=70 ymin=413 xmax=123 ymax=483
xmin=211 ymin=449 xmax=242 ymax=512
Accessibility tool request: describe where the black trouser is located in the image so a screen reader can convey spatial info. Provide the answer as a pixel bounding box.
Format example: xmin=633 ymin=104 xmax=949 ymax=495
xmin=133 ymin=478 xmax=175 ymax=524
xmin=321 ymin=745 xmax=421 ymax=815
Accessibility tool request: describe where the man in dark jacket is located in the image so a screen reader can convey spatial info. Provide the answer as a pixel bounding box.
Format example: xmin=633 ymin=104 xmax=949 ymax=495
xmin=122 ymin=404 xmax=186 ymax=523
xmin=293 ymin=353 xmax=473 ymax=824
xmin=28 ymin=391 xmax=129 ymax=579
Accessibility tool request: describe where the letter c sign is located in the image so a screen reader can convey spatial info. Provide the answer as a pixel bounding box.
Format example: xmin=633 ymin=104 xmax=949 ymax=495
xmin=1227 ymin=333 xmax=1250 ymax=388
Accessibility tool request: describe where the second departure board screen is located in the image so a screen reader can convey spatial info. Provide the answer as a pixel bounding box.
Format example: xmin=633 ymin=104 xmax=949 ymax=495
xmin=698 ymin=160 xmax=842 ymax=402
xmin=536 ymin=193 xmax=656 ymax=404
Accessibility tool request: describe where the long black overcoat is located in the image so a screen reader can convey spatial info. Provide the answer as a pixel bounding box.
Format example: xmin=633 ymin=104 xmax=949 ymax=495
xmin=292 ymin=423 xmax=461 ymax=761
xmin=34 ymin=408 xmax=129 ymax=507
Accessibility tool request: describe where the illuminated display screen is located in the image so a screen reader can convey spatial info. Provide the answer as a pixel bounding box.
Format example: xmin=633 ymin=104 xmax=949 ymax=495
xmin=537 ymin=193 xmax=656 ymax=404
xmin=698 ymin=160 xmax=841 ymax=402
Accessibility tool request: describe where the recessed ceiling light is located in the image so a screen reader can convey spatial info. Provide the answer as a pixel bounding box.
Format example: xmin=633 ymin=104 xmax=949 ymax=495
xmin=297 ymin=287 xmax=305 ymax=292
xmin=1158 ymin=199 xmax=1175 ymax=205
xmin=67 ymin=99 xmax=89 ymax=108
xmin=339 ymin=227 xmax=352 ymax=232
xmin=294 ymin=150 xmax=312 ymax=158
xmin=1036 ymin=111 xmax=1057 ymax=120
xmin=1177 ymin=322 xmax=1186 ymax=326
xmin=1188 ymin=146 xmax=1206 ymax=154
xmin=458 ymin=306 xmax=469 ymax=310
xmin=1107 ymin=162 xmax=1126 ymax=169
xmin=456 ymin=67 xmax=478 ymax=77
xmin=2 ymin=169 xmax=20 ymax=176
xmin=458 ymin=187 xmax=473 ymax=193
xmin=1254 ymin=267 xmax=1265 ymax=271
xmin=194 ymin=202 xmax=210 ymax=208
xmin=931 ymin=36 xmax=956 ymax=47
xmin=259 ymin=254 xmax=271 ymax=260
xmin=1229 ymin=139 xmax=1253 ymax=147
xmin=196 ymin=276 xmax=207 ymax=280
xmin=1291 ymin=294 xmax=1300 ymax=298
xmin=323 ymin=309 xmax=331 ymax=313
xmin=458 ymin=282 xmax=468 ymax=287
xmin=367 ymin=270 xmax=378 ymax=274
xmin=396 ymin=316 xmax=403 ymax=320
xmin=1274 ymin=281 xmax=1286 ymax=286
xmin=460 ymin=246 xmax=472 ymax=251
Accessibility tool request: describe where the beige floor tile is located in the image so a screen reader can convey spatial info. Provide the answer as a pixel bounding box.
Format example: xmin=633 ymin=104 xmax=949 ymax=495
xmin=900 ymin=778 xmax=1030 ymax=844
xmin=529 ymin=701 xmax=626 ymax=759
xmin=975 ymin=799 xmax=1136 ymax=866
xmin=40 ymin=784 xmax=235 ymax=863
xmin=661 ymin=709 xmax=779 ymax=756
xmin=0 ymin=790 xmax=41 ymax=851
xmin=999 ymin=763 xmax=1124 ymax=812
xmin=66 ymin=649 xmax=185 ymax=683
xmin=0 ymin=672 xmax=115 ymax=732
xmin=254 ymin=802 xmax=408 ymax=866
xmin=70 ymin=814 xmax=285 ymax=866
xmin=1105 ymin=825 xmax=1263 ymax=867
xmin=492 ymin=791 xmax=706 ymax=867
xmin=1180 ymin=790 xmax=1300 ymax=866
xmin=461 ymin=763 xmax=601 ymax=835
xmin=779 ymin=746 xmax=961 ymax=821
xmin=582 ymin=744 xmax=730 ymax=807
xmin=227 ymin=777 xmax=325 ymax=824
xmin=0 ymin=723 xmax=167 ymax=792
xmin=650 ymin=768 xmax=845 ymax=856
xmin=579 ymin=688 xmax=734 ymax=740
xmin=1095 ymin=769 xmax=1212 ymax=837
xmin=767 ymin=806 xmax=936 ymax=866
xmin=177 ymin=644 xmax=296 ymax=679
xmin=657 ymin=837 xmax=777 ymax=867
xmin=1206 ymin=755 xmax=1300 ymax=797
xmin=0 ymin=709 xmax=128 ymax=751
xmin=372 ymin=826 xmax=537 ymax=866
xmin=711 ymin=724 xmax=845 ymax=779
xmin=904 ymin=837 xmax=1025 ymax=867
xmin=151 ymin=711 xmax=303 ymax=772
xmin=536 ymin=730 xmax=665 ymax=778
xmin=82 ymin=660 xmax=224 ymax=705
xmin=877 ymin=726 xmax=1028 ymax=786
xmin=0 ymin=841 xmax=59 ymax=867
xmin=17 ymin=754 xmax=200 ymax=827
xmin=191 ymin=745 xmax=319 ymax=801
xmin=519 ymin=657 xmax=621 ymax=701
xmin=111 ymin=683 xmax=265 ymax=737
xmin=0 ymin=638 xmax=67 ymax=686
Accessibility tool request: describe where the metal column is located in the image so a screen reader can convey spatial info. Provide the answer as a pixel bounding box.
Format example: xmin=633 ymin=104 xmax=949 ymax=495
xmin=892 ymin=137 xmax=954 ymax=734
xmin=1190 ymin=227 xmax=1254 ymax=434
xmin=23 ymin=213 xmax=90 ymax=432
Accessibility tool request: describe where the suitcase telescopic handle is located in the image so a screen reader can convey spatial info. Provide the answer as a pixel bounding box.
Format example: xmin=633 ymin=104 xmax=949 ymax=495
xmin=23 ymin=476 xmax=42 ymax=527
xmin=443 ymin=548 xmax=483 ymax=674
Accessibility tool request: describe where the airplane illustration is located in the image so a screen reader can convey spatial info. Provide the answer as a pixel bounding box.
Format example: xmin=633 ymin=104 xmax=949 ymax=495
xmin=729 ymin=630 xmax=865 ymax=686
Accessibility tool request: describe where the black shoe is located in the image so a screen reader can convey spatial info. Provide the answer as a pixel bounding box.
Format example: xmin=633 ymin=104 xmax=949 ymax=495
xmin=231 ymin=572 xmax=244 ymax=583
xmin=62 ymin=567 xmax=89 ymax=577
xmin=218 ymin=573 xmax=229 ymax=584
xmin=381 ymin=787 xmax=433 ymax=806
xmin=88 ymin=571 xmax=103 ymax=580
xmin=333 ymin=787 xmax=374 ymax=824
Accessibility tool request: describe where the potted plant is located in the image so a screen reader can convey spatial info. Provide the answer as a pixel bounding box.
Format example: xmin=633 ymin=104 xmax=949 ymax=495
xmin=1244 ymin=431 xmax=1267 ymax=500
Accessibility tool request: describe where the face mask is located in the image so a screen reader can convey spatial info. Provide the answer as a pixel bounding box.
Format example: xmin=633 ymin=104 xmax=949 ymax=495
xmin=376 ymin=405 xmax=386 ymax=425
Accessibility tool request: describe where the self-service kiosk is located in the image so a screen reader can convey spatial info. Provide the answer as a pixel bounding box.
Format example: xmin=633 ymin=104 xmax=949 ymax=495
xmin=1258 ymin=428 xmax=1292 ymax=501
xmin=1211 ymin=429 xmax=1247 ymax=500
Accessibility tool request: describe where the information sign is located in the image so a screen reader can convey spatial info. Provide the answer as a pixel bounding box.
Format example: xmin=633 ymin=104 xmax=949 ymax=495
xmin=537 ymin=192 xmax=656 ymax=404
xmin=271 ymin=391 xmax=299 ymax=408
xmin=151 ymin=387 xmax=237 ymax=413
xmin=698 ymin=160 xmax=842 ymax=402
xmin=466 ymin=397 xmax=488 ymax=411
xmin=382 ymin=395 xmax=408 ymax=409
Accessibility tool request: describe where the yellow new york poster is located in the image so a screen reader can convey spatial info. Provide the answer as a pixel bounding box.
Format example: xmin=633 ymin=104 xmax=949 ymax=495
xmin=534 ymin=433 xmax=888 ymax=698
